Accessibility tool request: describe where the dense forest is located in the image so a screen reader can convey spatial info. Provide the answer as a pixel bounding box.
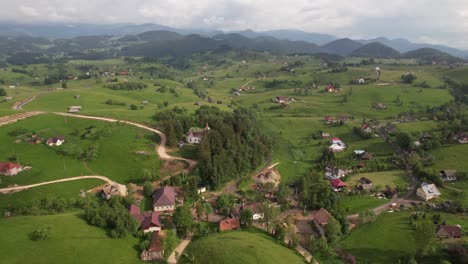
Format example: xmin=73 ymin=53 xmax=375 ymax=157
xmin=154 ymin=106 xmax=272 ymax=188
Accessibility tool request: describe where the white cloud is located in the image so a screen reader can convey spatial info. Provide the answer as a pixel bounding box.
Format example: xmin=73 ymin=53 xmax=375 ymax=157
xmin=1 ymin=0 xmax=468 ymax=49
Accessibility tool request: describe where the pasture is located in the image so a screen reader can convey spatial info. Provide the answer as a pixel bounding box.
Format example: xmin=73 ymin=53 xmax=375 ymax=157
xmin=180 ymin=229 xmax=306 ymax=264
xmin=0 ymin=213 xmax=141 ymax=264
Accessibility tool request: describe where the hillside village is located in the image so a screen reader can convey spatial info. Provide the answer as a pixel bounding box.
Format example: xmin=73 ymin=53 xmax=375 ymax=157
xmin=0 ymin=28 xmax=467 ymax=264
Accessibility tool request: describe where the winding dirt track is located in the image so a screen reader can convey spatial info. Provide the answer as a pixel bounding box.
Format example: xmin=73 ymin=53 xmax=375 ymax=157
xmin=0 ymin=110 xmax=197 ymax=194
xmin=0 ymin=176 xmax=117 ymax=194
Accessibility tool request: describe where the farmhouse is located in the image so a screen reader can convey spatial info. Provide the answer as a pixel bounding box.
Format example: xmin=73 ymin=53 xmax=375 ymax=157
xmin=68 ymin=106 xmax=82 ymax=113
xmin=140 ymin=231 xmax=165 ymax=262
xmin=325 ymin=166 xmax=349 ymax=180
xmin=232 ymin=203 xmax=264 ymax=220
xmin=373 ymin=103 xmax=386 ymax=110
xmin=324 ymin=116 xmax=335 ymax=124
xmin=330 ymin=178 xmax=346 ymax=192
xmin=100 ymin=184 xmax=120 ymax=200
xmin=417 ymin=182 xmax=441 ymax=201
xmin=454 ymin=133 xmax=468 ymax=144
xmin=440 ymin=170 xmax=457 ymax=182
xmin=327 ymin=84 xmax=337 ymax=93
xmin=321 ymin=132 xmax=330 ymax=138
xmin=435 ymin=225 xmax=463 ymax=239
xmin=274 ymin=96 xmax=289 ymax=103
xmin=186 ymin=123 xmax=210 ymax=144
xmin=219 ymin=218 xmax=241 ymax=231
xmin=361 ymin=124 xmax=372 ymax=133
xmin=129 ymin=204 xmax=162 ymax=233
xmin=0 ymin=162 xmax=22 ymax=176
xmin=153 ymin=186 xmax=176 ymax=212
xmin=46 ymin=135 xmax=65 ymax=146
xmin=329 ymin=137 xmax=346 ymax=152
xmin=312 ymin=208 xmax=332 ymax=226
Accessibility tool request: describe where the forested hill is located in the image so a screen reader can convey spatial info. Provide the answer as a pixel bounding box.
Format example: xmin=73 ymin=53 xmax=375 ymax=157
xmin=154 ymin=106 xmax=272 ymax=188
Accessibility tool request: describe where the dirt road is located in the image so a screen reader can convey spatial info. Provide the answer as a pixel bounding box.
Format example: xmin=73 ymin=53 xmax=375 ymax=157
xmin=0 ymin=175 xmax=123 ymax=194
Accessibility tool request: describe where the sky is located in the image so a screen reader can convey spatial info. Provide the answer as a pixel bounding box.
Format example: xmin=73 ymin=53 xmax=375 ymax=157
xmin=1 ymin=0 xmax=468 ymax=49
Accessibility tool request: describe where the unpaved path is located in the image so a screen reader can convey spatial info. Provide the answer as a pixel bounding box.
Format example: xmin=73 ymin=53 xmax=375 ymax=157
xmin=54 ymin=112 xmax=197 ymax=171
xmin=0 ymin=175 xmax=120 ymax=194
xmin=167 ymin=234 xmax=193 ymax=264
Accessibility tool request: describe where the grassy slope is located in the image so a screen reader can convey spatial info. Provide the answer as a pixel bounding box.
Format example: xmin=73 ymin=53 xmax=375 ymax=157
xmin=428 ymin=144 xmax=468 ymax=171
xmin=180 ymin=229 xmax=305 ymax=264
xmin=337 ymin=195 xmax=389 ymax=215
xmin=0 ymin=114 xmax=161 ymax=187
xmin=339 ymin=212 xmax=423 ymax=263
xmin=0 ymin=213 xmax=141 ymax=264
xmin=346 ymin=170 xmax=409 ymax=188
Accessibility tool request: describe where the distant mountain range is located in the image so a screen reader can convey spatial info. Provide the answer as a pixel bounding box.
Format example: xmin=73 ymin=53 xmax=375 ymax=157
xmin=0 ymin=23 xmax=465 ymax=64
xmin=0 ymin=23 xmax=466 ymax=59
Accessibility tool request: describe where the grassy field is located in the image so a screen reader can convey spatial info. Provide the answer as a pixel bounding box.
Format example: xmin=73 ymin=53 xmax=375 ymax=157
xmin=346 ymin=170 xmax=409 ymax=188
xmin=337 ymin=195 xmax=389 ymax=215
xmin=395 ymin=120 xmax=439 ymax=134
xmin=0 ymin=114 xmax=161 ymax=188
xmin=0 ymin=213 xmax=141 ymax=264
xmin=0 ymin=179 xmax=103 ymax=210
xmin=180 ymin=229 xmax=306 ymax=264
xmin=339 ymin=212 xmax=424 ymax=263
xmin=428 ymin=144 xmax=468 ymax=171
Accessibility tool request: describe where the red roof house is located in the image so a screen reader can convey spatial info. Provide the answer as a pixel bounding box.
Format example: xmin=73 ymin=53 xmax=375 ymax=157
xmin=140 ymin=231 xmax=164 ymax=262
xmin=129 ymin=204 xmax=162 ymax=233
xmin=330 ymin=179 xmax=346 ymax=191
xmin=436 ymin=225 xmax=463 ymax=238
xmin=219 ymin=218 xmax=241 ymax=231
xmin=0 ymin=162 xmax=22 ymax=176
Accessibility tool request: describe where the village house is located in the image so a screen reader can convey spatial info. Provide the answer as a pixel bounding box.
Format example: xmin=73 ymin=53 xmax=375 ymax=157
xmin=440 ymin=170 xmax=457 ymax=182
xmin=373 ymin=103 xmax=386 ymax=110
xmin=454 ymin=133 xmax=468 ymax=144
xmin=186 ymin=123 xmax=210 ymax=144
xmin=0 ymin=162 xmax=22 ymax=176
xmin=46 ymin=135 xmax=65 ymax=146
xmin=68 ymin=106 xmax=82 ymax=113
xmin=330 ymin=178 xmax=346 ymax=192
xmin=312 ymin=208 xmax=332 ymax=226
xmin=329 ymin=137 xmax=346 ymax=152
xmin=232 ymin=203 xmax=264 ymax=220
xmin=100 ymin=184 xmax=120 ymax=200
xmin=140 ymin=231 xmax=164 ymax=262
xmin=435 ymin=225 xmax=463 ymax=239
xmin=361 ymin=124 xmax=372 ymax=134
xmin=274 ymin=96 xmax=289 ymax=103
xmin=417 ymin=182 xmax=441 ymax=201
xmin=152 ymin=186 xmax=176 ymax=212
xmin=324 ymin=116 xmax=335 ymax=124
xmin=219 ymin=218 xmax=241 ymax=231
xmin=321 ymin=132 xmax=330 ymax=138
xmin=129 ymin=204 xmax=162 ymax=233
xmin=325 ymin=165 xmax=349 ymax=180
xmin=354 ymin=150 xmax=374 ymax=160
xmin=327 ymin=84 xmax=337 ymax=93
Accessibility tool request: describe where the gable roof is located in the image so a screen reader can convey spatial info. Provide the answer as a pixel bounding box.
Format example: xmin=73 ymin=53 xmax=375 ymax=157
xmin=152 ymin=186 xmax=176 ymax=207
xmin=0 ymin=162 xmax=21 ymax=173
xmin=148 ymin=231 xmax=164 ymax=252
xmin=436 ymin=225 xmax=462 ymax=237
xmin=46 ymin=135 xmax=65 ymax=144
xmin=219 ymin=218 xmax=241 ymax=231
xmin=129 ymin=204 xmax=140 ymax=216
xmin=140 ymin=212 xmax=162 ymax=230
xmin=313 ymin=208 xmax=332 ymax=225
xmin=440 ymin=170 xmax=457 ymax=178
xmin=330 ymin=178 xmax=346 ymax=188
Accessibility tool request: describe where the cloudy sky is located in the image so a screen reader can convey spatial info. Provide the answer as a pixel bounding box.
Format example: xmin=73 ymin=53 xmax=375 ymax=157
xmin=2 ymin=0 xmax=468 ymax=48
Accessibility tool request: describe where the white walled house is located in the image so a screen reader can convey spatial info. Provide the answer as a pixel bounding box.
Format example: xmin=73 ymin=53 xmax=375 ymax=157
xmin=417 ymin=182 xmax=441 ymax=201
xmin=46 ymin=135 xmax=65 ymax=146
xmin=186 ymin=123 xmax=210 ymax=144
